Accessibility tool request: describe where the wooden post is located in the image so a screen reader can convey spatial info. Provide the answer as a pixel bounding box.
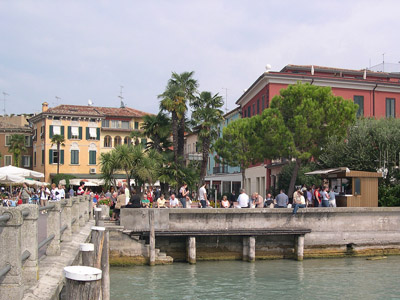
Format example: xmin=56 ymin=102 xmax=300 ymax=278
xmin=248 ymin=236 xmax=256 ymax=262
xmin=80 ymin=243 xmax=94 ymax=267
xmin=91 ymin=226 xmax=105 ymax=269
xmin=242 ymin=237 xmax=249 ymax=261
xmin=296 ymin=235 xmax=305 ymax=261
xmin=64 ymin=266 xmax=102 ymax=300
xmin=94 ymin=208 xmax=103 ymax=227
xmin=101 ymin=230 xmax=110 ymax=300
xmin=149 ymin=210 xmax=156 ymax=266
xmin=186 ymin=237 xmax=196 ymax=264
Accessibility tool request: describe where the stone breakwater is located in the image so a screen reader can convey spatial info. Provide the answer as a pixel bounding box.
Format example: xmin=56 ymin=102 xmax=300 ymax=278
xmin=107 ymin=207 xmax=400 ymax=265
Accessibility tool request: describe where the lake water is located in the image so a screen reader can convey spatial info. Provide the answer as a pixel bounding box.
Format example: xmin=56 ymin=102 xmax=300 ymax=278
xmin=110 ymin=256 xmax=400 ymax=299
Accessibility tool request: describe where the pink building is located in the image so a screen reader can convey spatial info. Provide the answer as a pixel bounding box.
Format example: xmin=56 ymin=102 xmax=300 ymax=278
xmin=236 ymin=65 xmax=400 ymax=195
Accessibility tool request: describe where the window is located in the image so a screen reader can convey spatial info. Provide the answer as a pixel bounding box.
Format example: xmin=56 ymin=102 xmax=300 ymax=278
xmin=33 ymin=151 xmax=36 ymax=166
xmin=49 ymin=150 xmax=64 ymax=165
xmin=40 ymin=126 xmax=45 ymax=139
xmin=41 ymin=149 xmax=44 ymax=165
xmin=243 ymin=110 xmax=247 ymax=118
xmin=5 ymin=135 xmax=10 ymax=146
xmin=386 ymin=98 xmax=395 ymax=118
xmin=134 ymin=122 xmax=139 ymax=130
xmin=111 ymin=120 xmax=120 ymax=129
xmin=124 ymin=136 xmax=131 ymax=145
xmin=354 ymin=96 xmax=364 ymax=117
xmin=24 ymin=135 xmax=31 ymax=147
xmin=188 ymin=144 xmax=191 ymax=154
xmin=121 ymin=121 xmax=130 ymax=129
xmin=22 ymin=156 xmax=31 ymax=168
xmin=354 ymin=178 xmax=361 ymax=195
xmin=114 ymin=136 xmax=122 ymax=146
xmin=141 ymin=138 xmax=147 ymax=148
xmin=266 ymin=92 xmax=270 ymax=108
xmin=104 ymin=135 xmax=112 ymax=147
xmin=252 ymin=103 xmax=255 ymax=115
xmin=89 ymin=150 xmax=96 ymax=165
xmin=86 ymin=127 xmax=99 ymax=140
xmin=262 ymin=95 xmax=265 ymax=111
xmin=68 ymin=126 xmax=81 ymax=139
xmin=102 ymin=120 xmax=110 ymax=128
xmin=257 ymin=99 xmax=260 ymax=114
xmin=71 ymin=150 xmax=79 ymax=165
xmin=247 ymin=106 xmax=251 ymax=117
xmin=49 ymin=125 xmax=64 ymax=138
xmin=4 ymin=155 xmax=12 ymax=166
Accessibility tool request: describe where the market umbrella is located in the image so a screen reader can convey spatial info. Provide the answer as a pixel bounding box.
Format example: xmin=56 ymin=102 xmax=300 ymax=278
xmin=0 ymin=165 xmax=44 ymax=179
xmin=0 ymin=174 xmax=25 ymax=183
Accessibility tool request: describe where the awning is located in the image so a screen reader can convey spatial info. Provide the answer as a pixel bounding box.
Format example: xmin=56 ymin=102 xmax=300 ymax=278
xmin=305 ymin=167 xmax=350 ymax=176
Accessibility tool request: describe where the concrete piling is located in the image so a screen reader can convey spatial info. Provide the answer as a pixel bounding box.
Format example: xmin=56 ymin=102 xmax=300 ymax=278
xmin=64 ymin=266 xmax=102 ymax=300
xmin=46 ymin=201 xmax=61 ymax=256
xmin=187 ymin=237 xmax=196 ymax=264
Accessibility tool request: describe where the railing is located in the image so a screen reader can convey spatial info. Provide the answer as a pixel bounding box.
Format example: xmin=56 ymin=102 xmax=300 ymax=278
xmin=213 ymin=166 xmax=227 ymax=174
xmin=0 ymin=195 xmax=93 ymax=300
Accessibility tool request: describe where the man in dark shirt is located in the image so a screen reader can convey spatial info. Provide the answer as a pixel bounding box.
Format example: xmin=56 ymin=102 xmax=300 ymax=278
xmin=229 ymin=190 xmax=237 ymax=208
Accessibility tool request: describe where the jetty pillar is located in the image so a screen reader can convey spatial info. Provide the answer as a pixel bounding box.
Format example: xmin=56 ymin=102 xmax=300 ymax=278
xmin=46 ymin=201 xmax=61 ymax=256
xmin=101 ymin=230 xmax=110 ymax=300
xmin=187 ymin=237 xmax=196 ymax=264
xmin=248 ymin=236 xmax=256 ymax=262
xmin=79 ymin=196 xmax=86 ymax=227
xmin=296 ymin=235 xmax=305 ymax=261
xmin=61 ymin=198 xmax=72 ymax=242
xmin=149 ymin=210 xmax=156 ymax=266
xmin=64 ymin=266 xmax=102 ymax=300
xmin=242 ymin=237 xmax=249 ymax=261
xmin=71 ymin=197 xmax=80 ymax=233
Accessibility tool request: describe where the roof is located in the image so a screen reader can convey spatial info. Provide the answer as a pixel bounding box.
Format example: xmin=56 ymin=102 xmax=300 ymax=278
xmin=305 ymin=167 xmax=383 ymax=178
xmin=0 ymin=121 xmax=31 ymax=132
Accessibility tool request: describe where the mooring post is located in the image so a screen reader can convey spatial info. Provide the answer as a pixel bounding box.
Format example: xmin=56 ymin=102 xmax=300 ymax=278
xmin=79 ymin=196 xmax=86 ymax=227
xmin=61 ymin=198 xmax=72 ymax=242
xmin=242 ymin=237 xmax=249 ymax=261
xmin=20 ymin=204 xmax=39 ymax=287
xmin=187 ymin=237 xmax=196 ymax=264
xmin=296 ymin=235 xmax=305 ymax=261
xmin=101 ymin=229 xmax=110 ymax=300
xmin=91 ymin=226 xmax=105 ymax=269
xmin=248 ymin=236 xmax=256 ymax=262
xmin=94 ymin=207 xmax=103 ymax=227
xmin=46 ymin=201 xmax=61 ymax=256
xmin=71 ymin=197 xmax=80 ymax=233
xmin=64 ymin=266 xmax=102 ymax=300
xmin=0 ymin=208 xmax=24 ymax=300
xmin=80 ymin=243 xmax=95 ymax=267
xmin=149 ymin=210 xmax=156 ymax=266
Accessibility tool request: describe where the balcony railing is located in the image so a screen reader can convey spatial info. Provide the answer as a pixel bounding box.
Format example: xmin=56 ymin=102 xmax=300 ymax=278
xmin=213 ymin=166 xmax=227 ymax=174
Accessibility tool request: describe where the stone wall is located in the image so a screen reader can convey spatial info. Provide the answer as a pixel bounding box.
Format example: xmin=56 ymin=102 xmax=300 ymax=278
xmin=120 ymin=207 xmax=400 ymax=260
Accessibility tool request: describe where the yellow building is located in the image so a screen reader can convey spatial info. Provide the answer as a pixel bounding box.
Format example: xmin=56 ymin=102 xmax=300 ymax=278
xmin=29 ymin=102 xmax=150 ymax=183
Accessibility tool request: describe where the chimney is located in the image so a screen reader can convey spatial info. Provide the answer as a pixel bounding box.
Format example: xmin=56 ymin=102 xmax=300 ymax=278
xmin=42 ymin=102 xmax=49 ymax=112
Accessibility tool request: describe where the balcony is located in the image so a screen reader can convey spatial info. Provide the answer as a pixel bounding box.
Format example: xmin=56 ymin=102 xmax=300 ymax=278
xmin=213 ymin=166 xmax=227 ymax=174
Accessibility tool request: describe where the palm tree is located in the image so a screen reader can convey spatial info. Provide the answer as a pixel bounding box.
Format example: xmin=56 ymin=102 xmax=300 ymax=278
xmin=51 ymin=134 xmax=65 ymax=175
xmin=141 ymin=112 xmax=171 ymax=153
xmin=130 ymin=130 xmax=143 ymax=146
xmin=191 ymin=91 xmax=224 ymax=184
xmin=100 ymin=151 xmax=118 ymax=188
xmin=159 ymin=71 xmax=198 ymax=167
xmin=8 ymin=134 xmax=27 ymax=167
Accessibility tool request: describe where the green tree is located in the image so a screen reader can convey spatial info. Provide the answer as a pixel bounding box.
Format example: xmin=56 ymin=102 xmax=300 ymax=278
xmin=51 ymin=134 xmax=65 ymax=175
xmin=214 ymin=117 xmax=261 ymax=188
xmin=130 ymin=130 xmax=143 ymax=146
xmin=159 ymin=71 xmax=198 ymax=167
xmin=191 ymin=91 xmax=224 ymax=184
xmin=100 ymin=151 xmax=119 ymax=188
xmin=8 ymin=134 xmax=27 ymax=167
xmin=261 ymin=82 xmax=358 ymax=197
xmin=141 ymin=112 xmax=171 ymax=152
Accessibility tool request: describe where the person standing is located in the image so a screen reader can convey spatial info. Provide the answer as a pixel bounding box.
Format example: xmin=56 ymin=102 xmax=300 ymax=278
xmin=198 ymin=182 xmax=208 ymax=208
xmin=320 ymin=186 xmax=330 ymax=207
xmin=314 ymin=186 xmax=321 ymax=207
xmin=19 ymin=183 xmax=31 ymax=204
xmin=237 ymin=189 xmax=249 ymax=208
xmin=254 ymin=192 xmax=264 ymax=208
xmin=77 ymin=182 xmax=85 ymax=196
xmin=39 ymin=185 xmax=50 ymax=213
xmin=124 ymin=183 xmax=130 ymax=205
xmin=229 ymin=190 xmax=237 ymax=208
xmin=306 ymin=187 xmax=313 ymax=207
xmin=179 ymin=183 xmax=189 ymax=208
xmin=275 ymin=189 xmax=289 ymax=208
xmin=58 ymin=184 xmax=65 ymax=200
xmin=328 ymin=187 xmax=338 ymax=207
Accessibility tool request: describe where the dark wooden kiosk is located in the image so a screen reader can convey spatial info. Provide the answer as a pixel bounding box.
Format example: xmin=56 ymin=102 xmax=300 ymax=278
xmin=305 ymin=167 xmax=382 ymax=207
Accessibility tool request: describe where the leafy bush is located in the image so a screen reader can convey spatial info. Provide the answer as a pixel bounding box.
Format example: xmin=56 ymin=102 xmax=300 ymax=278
xmin=378 ymin=183 xmax=400 ymax=207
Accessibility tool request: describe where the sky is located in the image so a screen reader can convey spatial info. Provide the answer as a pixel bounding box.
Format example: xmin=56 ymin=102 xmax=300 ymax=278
xmin=1 ymin=0 xmax=400 ymax=116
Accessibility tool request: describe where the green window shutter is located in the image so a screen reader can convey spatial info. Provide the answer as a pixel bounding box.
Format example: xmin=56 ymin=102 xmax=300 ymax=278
xmin=68 ymin=126 xmax=72 ymax=139
xmin=89 ymin=150 xmax=97 ymax=165
xmin=96 ymin=128 xmax=100 ymax=140
xmin=60 ymin=150 xmax=64 ymax=165
xmin=61 ymin=126 xmax=65 ymax=137
xmin=134 ymin=122 xmax=138 ymax=130
xmin=49 ymin=125 xmax=53 ymax=139
xmin=49 ymin=150 xmax=53 ymax=164
xmin=86 ymin=127 xmax=89 ymax=140
xmin=79 ymin=127 xmax=82 ymax=139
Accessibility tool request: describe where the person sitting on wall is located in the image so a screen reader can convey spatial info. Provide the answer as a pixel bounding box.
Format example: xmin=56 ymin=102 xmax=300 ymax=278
xmin=169 ymin=194 xmax=180 ymax=208
xmin=237 ymin=189 xmax=249 ymax=208
xmin=275 ymin=189 xmax=289 ymax=208
xmin=254 ymin=192 xmax=264 ymax=208
xmin=156 ymin=194 xmax=167 ymax=208
xmin=221 ymin=195 xmax=230 ymax=208
xmin=114 ymin=189 xmax=126 ymax=220
xmin=264 ymin=193 xmax=275 ymax=208
xmin=292 ymin=189 xmax=306 ymax=215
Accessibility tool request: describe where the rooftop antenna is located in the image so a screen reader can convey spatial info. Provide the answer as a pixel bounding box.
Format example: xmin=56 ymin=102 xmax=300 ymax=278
xmin=88 ymin=99 xmax=93 ymax=106
xmin=221 ymin=87 xmax=228 ymax=113
xmin=382 ymin=53 xmax=385 ymax=72
xmin=2 ymin=92 xmax=8 ymax=115
xmin=55 ymin=96 xmax=61 ymax=106
xmin=118 ymin=85 xmax=125 ymax=108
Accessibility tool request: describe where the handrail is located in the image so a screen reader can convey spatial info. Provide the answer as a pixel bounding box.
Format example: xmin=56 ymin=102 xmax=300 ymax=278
xmin=21 ymin=250 xmax=31 ymax=263
xmin=0 ymin=264 xmax=11 ymax=278
xmin=60 ymin=224 xmax=68 ymax=234
xmin=38 ymin=234 xmax=55 ymax=250
xmin=39 ymin=203 xmax=55 ymax=212
xmin=0 ymin=214 xmax=11 ymax=222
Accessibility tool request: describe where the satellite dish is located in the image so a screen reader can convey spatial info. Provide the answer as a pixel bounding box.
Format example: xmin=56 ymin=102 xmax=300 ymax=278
xmin=265 ymin=64 xmax=272 ymax=72
xmin=88 ymin=99 xmax=93 ymax=106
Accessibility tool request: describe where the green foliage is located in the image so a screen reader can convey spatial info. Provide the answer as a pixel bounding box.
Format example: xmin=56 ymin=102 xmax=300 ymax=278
xmin=51 ymin=134 xmax=65 ymax=174
xmin=141 ymin=112 xmax=171 ymax=152
xmin=277 ymin=162 xmax=320 ymax=193
xmin=8 ymin=134 xmax=27 ymax=167
xmin=378 ymin=183 xmax=400 ymax=207
xmin=52 ymin=173 xmax=75 ymax=187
